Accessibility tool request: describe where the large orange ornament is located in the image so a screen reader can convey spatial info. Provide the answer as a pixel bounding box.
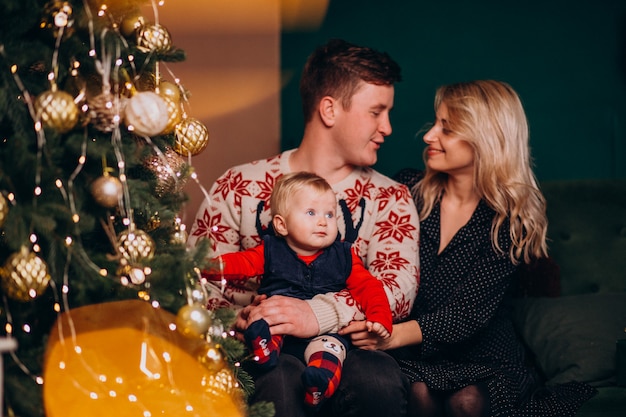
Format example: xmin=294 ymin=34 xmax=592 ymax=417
xmin=43 ymin=299 xmax=244 ymax=417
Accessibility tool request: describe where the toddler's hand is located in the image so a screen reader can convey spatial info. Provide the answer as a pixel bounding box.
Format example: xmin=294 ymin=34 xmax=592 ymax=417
xmin=366 ymin=321 xmax=390 ymax=339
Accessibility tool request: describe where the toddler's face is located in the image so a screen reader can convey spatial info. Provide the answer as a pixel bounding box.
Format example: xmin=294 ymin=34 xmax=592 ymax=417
xmin=281 ymin=187 xmax=338 ymax=256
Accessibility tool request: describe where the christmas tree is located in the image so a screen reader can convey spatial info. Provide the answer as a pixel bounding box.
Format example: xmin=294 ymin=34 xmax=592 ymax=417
xmin=0 ymin=0 xmax=273 ymax=416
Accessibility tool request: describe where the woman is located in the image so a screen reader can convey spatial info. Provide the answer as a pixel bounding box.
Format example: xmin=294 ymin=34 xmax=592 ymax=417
xmin=340 ymin=80 xmax=595 ymax=416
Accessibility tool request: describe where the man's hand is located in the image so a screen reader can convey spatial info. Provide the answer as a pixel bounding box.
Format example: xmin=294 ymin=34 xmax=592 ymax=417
xmin=237 ymin=295 xmax=320 ymax=339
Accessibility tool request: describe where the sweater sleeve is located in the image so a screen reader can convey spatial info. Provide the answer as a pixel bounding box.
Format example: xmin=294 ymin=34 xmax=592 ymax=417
xmin=306 ymin=172 xmax=420 ymax=333
xmin=202 ymin=244 xmax=266 ymax=281
xmin=344 ymin=249 xmax=393 ymax=334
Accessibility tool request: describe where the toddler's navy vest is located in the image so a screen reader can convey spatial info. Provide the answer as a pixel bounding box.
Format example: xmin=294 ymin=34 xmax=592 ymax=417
xmin=260 ymin=235 xmax=353 ymax=299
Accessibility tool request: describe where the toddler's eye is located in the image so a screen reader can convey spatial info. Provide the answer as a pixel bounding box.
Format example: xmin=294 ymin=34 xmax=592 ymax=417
xmin=306 ymin=210 xmax=315 ymax=216
xmin=325 ymin=212 xmax=334 ymax=219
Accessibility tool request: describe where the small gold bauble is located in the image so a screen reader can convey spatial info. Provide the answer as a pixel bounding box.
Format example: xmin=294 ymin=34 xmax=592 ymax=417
xmin=161 ymin=96 xmax=182 ymax=135
xmin=0 ymin=246 xmax=51 ymax=302
xmin=117 ymin=264 xmax=147 ymax=285
xmin=174 ymin=117 xmax=210 ymax=156
xmin=0 ymin=193 xmax=9 ymax=228
xmin=195 ymin=343 xmax=227 ymax=373
xmin=87 ymin=92 xmax=126 ymax=132
xmin=90 ymin=175 xmax=123 ymax=208
xmin=34 ymin=89 xmax=79 ymax=133
xmin=137 ymin=23 xmax=172 ymax=53
xmin=119 ymin=13 xmax=145 ymax=38
xmin=157 ymin=81 xmax=181 ymax=103
xmin=116 ymin=228 xmax=155 ymax=263
xmin=40 ymin=1 xmax=75 ymax=38
xmin=176 ymin=303 xmax=212 ymax=339
xmin=143 ymin=147 xmax=188 ymax=197
xmin=124 ymin=91 xmax=169 ymax=137
xmin=158 ymin=81 xmax=183 ymax=134
xmin=145 ymin=212 xmax=161 ymax=232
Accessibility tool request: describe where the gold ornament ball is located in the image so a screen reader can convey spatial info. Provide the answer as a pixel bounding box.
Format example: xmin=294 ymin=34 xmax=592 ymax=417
xmin=176 ymin=303 xmax=212 ymax=339
xmin=0 ymin=246 xmax=51 ymax=302
xmin=195 ymin=343 xmax=227 ymax=373
xmin=124 ymin=91 xmax=169 ymax=137
xmin=117 ymin=228 xmax=155 ymax=263
xmin=137 ymin=23 xmax=172 ymax=53
xmin=120 ymin=13 xmax=145 ymax=38
xmin=158 ymin=81 xmax=183 ymax=134
xmin=174 ymin=117 xmax=210 ymax=156
xmin=35 ymin=89 xmax=79 ymax=133
xmin=161 ymin=96 xmax=182 ymax=135
xmin=90 ymin=175 xmax=123 ymax=208
xmin=158 ymin=81 xmax=181 ymax=103
xmin=0 ymin=193 xmax=9 ymax=228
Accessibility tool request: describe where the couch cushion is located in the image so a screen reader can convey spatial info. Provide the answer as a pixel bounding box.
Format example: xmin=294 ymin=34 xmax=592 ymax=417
xmin=512 ymin=292 xmax=626 ymax=386
xmin=540 ymin=179 xmax=626 ymax=295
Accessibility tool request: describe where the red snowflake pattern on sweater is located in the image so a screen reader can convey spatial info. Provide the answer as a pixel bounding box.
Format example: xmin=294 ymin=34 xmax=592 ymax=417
xmin=342 ymin=178 xmax=375 ymax=212
xmin=369 ymin=251 xmax=410 ymax=272
xmin=255 ymin=172 xmax=280 ymax=200
xmin=224 ymin=171 xmax=252 ymax=208
xmin=373 ymin=211 xmax=417 ymax=243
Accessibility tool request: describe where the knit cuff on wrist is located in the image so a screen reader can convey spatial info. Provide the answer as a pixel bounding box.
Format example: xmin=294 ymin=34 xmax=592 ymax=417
xmin=306 ymin=298 xmax=340 ymax=335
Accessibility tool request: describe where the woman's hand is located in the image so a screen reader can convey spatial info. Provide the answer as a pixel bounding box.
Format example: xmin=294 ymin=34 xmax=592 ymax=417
xmin=339 ymin=320 xmax=422 ymax=351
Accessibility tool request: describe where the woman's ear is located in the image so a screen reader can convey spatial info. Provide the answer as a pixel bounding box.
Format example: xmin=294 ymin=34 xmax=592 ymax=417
xmin=272 ymin=215 xmax=288 ymax=237
xmin=319 ymin=96 xmax=336 ymax=127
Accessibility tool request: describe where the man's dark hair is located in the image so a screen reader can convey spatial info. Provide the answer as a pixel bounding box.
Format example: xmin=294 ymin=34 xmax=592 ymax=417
xmin=299 ymin=39 xmax=402 ymax=122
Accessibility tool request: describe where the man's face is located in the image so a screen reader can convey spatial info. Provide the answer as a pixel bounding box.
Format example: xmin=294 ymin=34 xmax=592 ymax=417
xmin=332 ymin=82 xmax=395 ymax=168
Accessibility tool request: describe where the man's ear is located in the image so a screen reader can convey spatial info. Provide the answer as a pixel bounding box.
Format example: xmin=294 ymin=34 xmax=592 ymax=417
xmin=272 ymin=215 xmax=288 ymax=237
xmin=319 ymin=96 xmax=336 ymax=127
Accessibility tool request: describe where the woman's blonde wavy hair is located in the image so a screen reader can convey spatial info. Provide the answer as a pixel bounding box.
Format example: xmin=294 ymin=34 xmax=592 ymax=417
xmin=415 ymin=80 xmax=548 ymax=264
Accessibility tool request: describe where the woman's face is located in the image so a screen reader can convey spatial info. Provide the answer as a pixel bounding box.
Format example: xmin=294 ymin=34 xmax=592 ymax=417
xmin=423 ymin=103 xmax=475 ymax=176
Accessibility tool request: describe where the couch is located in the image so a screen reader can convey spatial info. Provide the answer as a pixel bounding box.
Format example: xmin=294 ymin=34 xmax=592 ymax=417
xmin=512 ymin=179 xmax=626 ymax=416
xmin=393 ymin=170 xmax=626 ymax=416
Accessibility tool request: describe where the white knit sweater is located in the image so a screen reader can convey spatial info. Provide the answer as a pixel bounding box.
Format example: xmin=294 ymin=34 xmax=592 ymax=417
xmin=187 ymin=149 xmax=420 ymax=333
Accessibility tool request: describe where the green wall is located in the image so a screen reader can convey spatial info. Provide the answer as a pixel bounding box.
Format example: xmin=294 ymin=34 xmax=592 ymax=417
xmin=281 ymin=0 xmax=626 ymax=181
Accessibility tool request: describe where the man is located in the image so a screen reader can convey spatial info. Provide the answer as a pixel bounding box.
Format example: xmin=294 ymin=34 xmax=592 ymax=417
xmin=188 ymin=38 xmax=419 ymax=416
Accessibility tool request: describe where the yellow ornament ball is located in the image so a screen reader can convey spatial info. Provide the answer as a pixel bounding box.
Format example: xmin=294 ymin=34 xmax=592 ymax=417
xmin=34 ymin=89 xmax=79 ymax=133
xmin=44 ymin=300 xmax=244 ymax=417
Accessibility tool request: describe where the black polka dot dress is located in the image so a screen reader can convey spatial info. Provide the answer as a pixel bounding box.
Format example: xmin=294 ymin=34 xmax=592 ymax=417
xmin=395 ymin=199 xmax=596 ymax=417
